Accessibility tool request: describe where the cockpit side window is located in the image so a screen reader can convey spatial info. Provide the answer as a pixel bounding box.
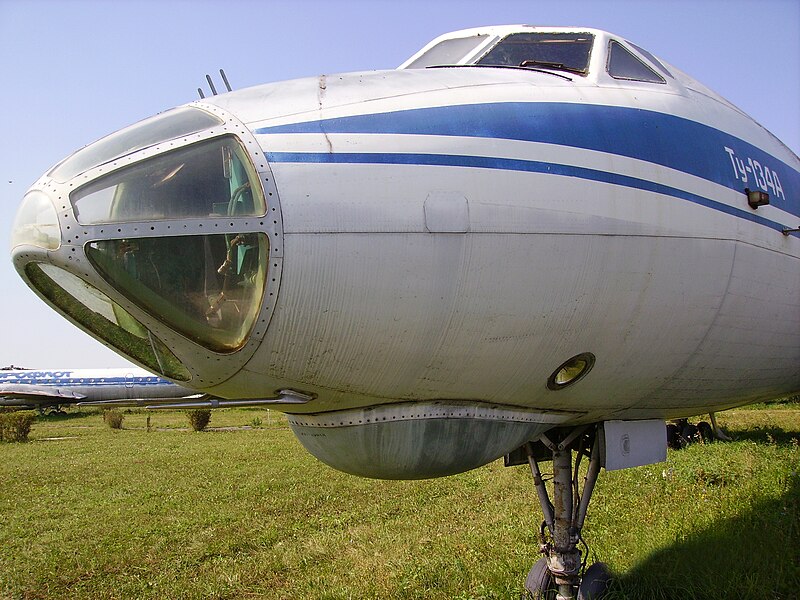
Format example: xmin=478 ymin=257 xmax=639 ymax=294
xmin=49 ymin=108 xmax=222 ymax=183
xmin=607 ymin=40 xmax=666 ymax=84
xmin=404 ymin=34 xmax=489 ymax=68
xmin=70 ymin=136 xmax=265 ymax=224
xmin=477 ymin=32 xmax=594 ymax=75
xmin=628 ymin=42 xmax=673 ymax=79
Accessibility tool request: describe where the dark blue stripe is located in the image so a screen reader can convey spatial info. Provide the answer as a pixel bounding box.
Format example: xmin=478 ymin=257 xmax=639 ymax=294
xmin=266 ymin=150 xmax=787 ymax=232
xmin=256 ymin=102 xmax=798 ymax=217
xmin=0 ymin=377 xmax=174 ymax=387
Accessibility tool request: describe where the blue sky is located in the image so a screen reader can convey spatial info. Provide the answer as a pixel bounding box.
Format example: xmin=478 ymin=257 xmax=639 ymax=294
xmin=1 ymin=0 xmax=798 ymax=368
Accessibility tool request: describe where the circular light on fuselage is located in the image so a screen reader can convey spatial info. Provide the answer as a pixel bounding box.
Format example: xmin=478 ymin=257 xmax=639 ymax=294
xmin=547 ymin=352 xmax=596 ymax=390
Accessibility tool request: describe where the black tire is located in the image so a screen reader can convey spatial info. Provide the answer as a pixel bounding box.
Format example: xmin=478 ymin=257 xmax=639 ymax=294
xmin=697 ymin=421 xmax=714 ymax=443
xmin=525 ymin=557 xmax=555 ymax=600
xmin=680 ymin=422 xmax=699 ymax=446
xmin=577 ymin=562 xmax=612 ymax=599
xmin=666 ymin=423 xmax=681 ymax=449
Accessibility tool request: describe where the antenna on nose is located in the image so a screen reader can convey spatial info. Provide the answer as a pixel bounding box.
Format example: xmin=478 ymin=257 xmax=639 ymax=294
xmin=219 ymin=69 xmax=232 ymax=92
xmin=206 ymin=74 xmax=218 ymax=96
xmin=197 ymin=69 xmax=233 ymax=99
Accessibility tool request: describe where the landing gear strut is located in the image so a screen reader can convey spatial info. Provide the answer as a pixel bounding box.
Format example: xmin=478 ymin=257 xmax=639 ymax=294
xmin=521 ymin=426 xmax=611 ymax=600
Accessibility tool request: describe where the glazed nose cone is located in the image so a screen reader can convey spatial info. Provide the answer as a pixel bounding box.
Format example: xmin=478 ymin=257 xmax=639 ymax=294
xmin=11 ymin=190 xmax=60 ymax=251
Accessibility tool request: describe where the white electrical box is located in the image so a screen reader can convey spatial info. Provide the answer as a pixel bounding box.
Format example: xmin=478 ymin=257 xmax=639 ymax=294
xmin=600 ymin=420 xmax=667 ymax=471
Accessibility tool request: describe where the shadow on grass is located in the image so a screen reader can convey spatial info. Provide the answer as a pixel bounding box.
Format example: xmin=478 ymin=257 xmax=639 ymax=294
xmin=608 ymin=474 xmax=800 ymax=599
xmin=727 ymin=425 xmax=800 ymax=447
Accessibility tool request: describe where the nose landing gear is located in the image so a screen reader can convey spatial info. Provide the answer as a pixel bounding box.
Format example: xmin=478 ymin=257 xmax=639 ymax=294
xmin=519 ymin=426 xmax=611 ymax=600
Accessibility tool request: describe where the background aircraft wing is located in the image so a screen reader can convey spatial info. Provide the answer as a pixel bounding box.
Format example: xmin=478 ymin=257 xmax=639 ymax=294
xmin=0 ymin=385 xmax=86 ymax=408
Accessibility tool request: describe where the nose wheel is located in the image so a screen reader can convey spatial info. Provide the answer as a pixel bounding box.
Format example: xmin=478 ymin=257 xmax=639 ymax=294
xmin=525 ymin=557 xmax=552 ymax=599
xmin=576 ymin=562 xmax=611 ymax=599
xmin=520 ymin=426 xmax=611 ymax=600
xmin=525 ymin=559 xmax=610 ymax=600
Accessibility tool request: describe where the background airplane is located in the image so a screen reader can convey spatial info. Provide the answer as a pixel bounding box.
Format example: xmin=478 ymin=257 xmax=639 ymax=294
xmin=7 ymin=19 xmax=798 ymax=600
xmin=0 ymin=366 xmax=312 ymax=412
xmin=0 ymin=367 xmax=200 ymax=412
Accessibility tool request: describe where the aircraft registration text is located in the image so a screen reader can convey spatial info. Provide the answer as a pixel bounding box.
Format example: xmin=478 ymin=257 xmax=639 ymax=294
xmin=725 ymin=146 xmax=785 ymax=200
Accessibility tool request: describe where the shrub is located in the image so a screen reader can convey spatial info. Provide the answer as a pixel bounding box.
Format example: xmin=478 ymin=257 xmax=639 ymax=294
xmin=103 ymin=409 xmax=124 ymax=430
xmin=0 ymin=411 xmax=36 ymax=442
xmin=187 ymin=409 xmax=211 ymax=432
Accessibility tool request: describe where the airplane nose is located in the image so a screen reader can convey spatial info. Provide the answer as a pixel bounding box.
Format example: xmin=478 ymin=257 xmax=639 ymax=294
xmin=11 ymin=190 xmax=61 ymax=250
xmin=9 ymin=105 xmax=283 ymax=388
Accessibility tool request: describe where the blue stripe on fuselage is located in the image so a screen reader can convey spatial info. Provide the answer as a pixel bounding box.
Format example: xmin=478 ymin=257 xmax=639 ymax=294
xmin=264 ymin=151 xmax=784 ymax=231
xmin=256 ymin=102 xmax=799 ymax=218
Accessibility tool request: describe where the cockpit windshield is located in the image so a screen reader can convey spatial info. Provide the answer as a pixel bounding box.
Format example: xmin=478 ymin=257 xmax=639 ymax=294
xmin=477 ymin=32 xmax=594 ymax=75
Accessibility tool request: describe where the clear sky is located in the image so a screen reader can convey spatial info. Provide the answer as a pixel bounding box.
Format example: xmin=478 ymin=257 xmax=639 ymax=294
xmin=1 ymin=0 xmax=798 ymax=369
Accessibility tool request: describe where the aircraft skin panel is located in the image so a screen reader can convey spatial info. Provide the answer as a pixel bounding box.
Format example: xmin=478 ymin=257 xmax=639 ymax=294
xmin=246 ymin=231 xmax=739 ymax=413
xmin=288 ymin=403 xmax=567 ymax=479
xmin=646 ymin=244 xmax=800 ymax=398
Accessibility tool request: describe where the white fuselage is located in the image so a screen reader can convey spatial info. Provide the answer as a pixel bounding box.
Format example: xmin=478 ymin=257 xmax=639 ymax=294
xmin=200 ymin=65 xmax=799 ymax=421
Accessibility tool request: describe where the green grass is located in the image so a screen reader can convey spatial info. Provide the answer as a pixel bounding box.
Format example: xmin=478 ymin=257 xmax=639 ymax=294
xmin=1 ymin=405 xmax=798 ymax=599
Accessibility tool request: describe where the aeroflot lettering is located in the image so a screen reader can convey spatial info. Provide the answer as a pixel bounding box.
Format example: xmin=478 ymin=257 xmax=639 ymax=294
xmin=0 ymin=370 xmax=75 ymax=381
xmin=725 ymin=146 xmax=785 ymax=200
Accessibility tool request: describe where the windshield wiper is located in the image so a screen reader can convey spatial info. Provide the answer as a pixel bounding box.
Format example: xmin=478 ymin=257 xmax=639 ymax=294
xmin=519 ymin=60 xmax=587 ymax=76
xmin=427 ymin=64 xmax=573 ymax=81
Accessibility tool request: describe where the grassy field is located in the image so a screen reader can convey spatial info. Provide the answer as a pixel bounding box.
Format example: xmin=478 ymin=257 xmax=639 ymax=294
xmin=1 ymin=404 xmax=798 ymax=599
